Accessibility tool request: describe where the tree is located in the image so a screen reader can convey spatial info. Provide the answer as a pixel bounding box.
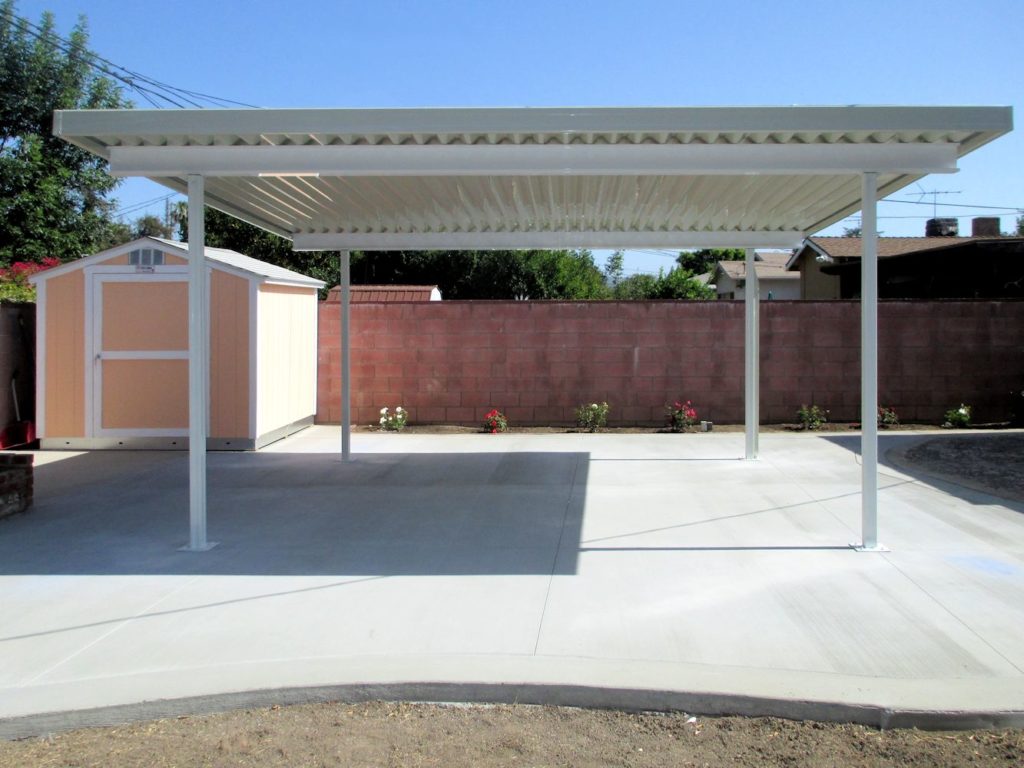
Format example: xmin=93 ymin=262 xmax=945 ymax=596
xmin=611 ymin=267 xmax=714 ymax=300
xmin=842 ymin=226 xmax=862 ymax=237
xmin=1015 ymin=215 xmax=1024 ymax=236
xmin=675 ymin=248 xmax=744 ymax=276
xmin=131 ymin=214 xmax=171 ymax=239
xmin=0 ymin=2 xmax=130 ymax=264
xmin=603 ymin=250 xmax=624 ymax=287
xmin=655 ymin=267 xmax=714 ymax=299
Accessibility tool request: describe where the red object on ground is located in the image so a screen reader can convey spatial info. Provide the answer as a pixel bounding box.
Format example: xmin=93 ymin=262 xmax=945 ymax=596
xmin=0 ymin=420 xmax=35 ymax=449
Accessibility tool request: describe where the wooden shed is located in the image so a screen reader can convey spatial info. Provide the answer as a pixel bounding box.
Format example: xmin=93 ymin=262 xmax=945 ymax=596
xmin=30 ymin=237 xmax=324 ymax=450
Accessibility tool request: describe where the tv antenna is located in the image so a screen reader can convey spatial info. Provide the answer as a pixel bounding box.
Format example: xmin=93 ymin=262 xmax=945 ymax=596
xmin=914 ymin=184 xmax=962 ymax=218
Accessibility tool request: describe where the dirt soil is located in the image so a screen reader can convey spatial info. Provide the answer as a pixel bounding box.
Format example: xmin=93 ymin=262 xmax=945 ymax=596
xmin=357 ymin=422 xmax=931 ymax=435
xmin=898 ymin=433 xmax=1024 ymax=502
xmin=2 ymin=701 xmax=1021 ymax=768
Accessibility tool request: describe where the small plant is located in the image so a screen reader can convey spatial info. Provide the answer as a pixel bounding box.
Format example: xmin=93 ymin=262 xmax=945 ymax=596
xmin=483 ymin=409 xmax=509 ymax=434
xmin=942 ymin=403 xmax=971 ymax=429
xmin=575 ymin=401 xmax=609 ymax=432
xmin=796 ymin=404 xmax=828 ymax=431
xmin=666 ymin=400 xmax=699 ymax=432
xmin=378 ymin=405 xmax=407 ymax=432
xmin=877 ymin=406 xmax=899 ymax=429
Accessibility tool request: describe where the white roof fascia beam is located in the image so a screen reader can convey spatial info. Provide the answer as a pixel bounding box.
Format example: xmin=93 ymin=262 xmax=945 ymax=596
xmin=292 ymin=230 xmax=805 ymax=251
xmin=107 ymin=143 xmax=960 ymax=178
xmin=54 ymin=105 xmax=1013 ymax=147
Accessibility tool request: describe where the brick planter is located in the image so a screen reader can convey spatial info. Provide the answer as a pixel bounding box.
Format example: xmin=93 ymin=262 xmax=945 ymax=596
xmin=0 ymin=454 xmax=33 ymax=519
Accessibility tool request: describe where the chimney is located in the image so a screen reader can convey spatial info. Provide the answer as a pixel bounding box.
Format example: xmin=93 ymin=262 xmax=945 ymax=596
xmin=925 ymin=217 xmax=958 ymax=237
xmin=971 ymin=217 xmax=1001 ymax=237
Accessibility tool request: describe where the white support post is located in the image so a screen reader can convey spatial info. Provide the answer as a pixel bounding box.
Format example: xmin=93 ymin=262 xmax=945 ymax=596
xmin=340 ymin=250 xmax=352 ymax=461
xmin=744 ymin=247 xmax=760 ymax=460
xmin=184 ymin=174 xmax=215 ymax=551
xmin=855 ymin=172 xmax=885 ymax=551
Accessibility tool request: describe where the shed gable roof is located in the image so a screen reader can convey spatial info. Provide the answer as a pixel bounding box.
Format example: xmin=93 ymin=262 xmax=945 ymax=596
xmin=29 ymin=236 xmax=325 ymax=288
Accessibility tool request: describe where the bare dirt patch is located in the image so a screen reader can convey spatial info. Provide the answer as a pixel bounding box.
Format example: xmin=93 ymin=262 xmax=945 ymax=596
xmin=896 ymin=433 xmax=1024 ymax=502
xmin=2 ymin=702 xmax=1021 ymax=768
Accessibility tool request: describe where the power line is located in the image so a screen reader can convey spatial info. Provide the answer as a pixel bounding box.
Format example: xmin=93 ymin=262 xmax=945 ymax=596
xmin=883 ymin=198 xmax=1022 ymax=212
xmin=113 ymin=192 xmax=179 ymax=219
xmin=11 ymin=13 xmax=260 ymax=109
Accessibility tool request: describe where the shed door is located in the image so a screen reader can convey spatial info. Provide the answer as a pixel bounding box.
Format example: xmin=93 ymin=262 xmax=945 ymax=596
xmin=91 ymin=276 xmax=190 ymax=436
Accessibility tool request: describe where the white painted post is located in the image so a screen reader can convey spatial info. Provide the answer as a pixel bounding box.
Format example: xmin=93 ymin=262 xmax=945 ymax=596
xmin=857 ymin=172 xmax=884 ymax=551
xmin=340 ymin=250 xmax=352 ymax=461
xmin=744 ymin=247 xmax=760 ymax=460
xmin=185 ymin=174 xmax=214 ymax=551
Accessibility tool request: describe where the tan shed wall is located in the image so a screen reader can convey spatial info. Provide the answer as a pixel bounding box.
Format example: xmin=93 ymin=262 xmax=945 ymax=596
xmin=102 ymin=282 xmax=189 ymax=351
xmin=101 ymin=359 xmax=188 ymax=428
xmin=209 ymin=270 xmax=251 ymax=439
xmin=44 ymin=270 xmax=85 ymax=437
xmin=256 ymin=284 xmax=317 ymax=437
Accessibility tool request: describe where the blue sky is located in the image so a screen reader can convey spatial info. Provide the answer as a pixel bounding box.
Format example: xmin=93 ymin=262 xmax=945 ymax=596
xmin=23 ymin=0 xmax=1023 ymax=275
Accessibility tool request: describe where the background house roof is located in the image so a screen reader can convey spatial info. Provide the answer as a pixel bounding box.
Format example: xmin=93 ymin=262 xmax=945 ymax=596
xmin=788 ymin=235 xmax=1024 ymax=270
xmin=326 ymin=284 xmax=441 ymax=302
xmin=53 ymin=106 xmax=1012 ymax=251
xmin=716 ymin=252 xmax=797 ymax=282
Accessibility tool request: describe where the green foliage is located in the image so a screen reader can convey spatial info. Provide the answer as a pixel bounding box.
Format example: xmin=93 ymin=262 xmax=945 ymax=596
xmin=612 ymin=273 xmax=659 ymax=299
xmin=131 ymin=214 xmax=171 ymax=239
xmin=942 ymin=404 xmax=971 ymax=429
xmin=603 ymin=250 xmax=624 ymax=287
xmin=878 ymin=406 xmax=899 ymax=428
xmin=611 ymin=267 xmax=713 ymax=300
xmin=0 ymin=2 xmax=130 ymax=265
xmin=842 ymin=226 xmax=862 ymax=238
xmin=675 ymin=248 xmax=745 ymax=277
xmin=354 ymin=248 xmax=610 ymax=300
xmin=797 ymin=404 xmax=828 ymax=430
xmin=378 ymin=406 xmax=407 ymax=431
xmin=0 ymin=281 xmax=34 ymax=302
xmin=1015 ymin=215 xmax=1024 ymax=237
xmin=575 ymin=402 xmax=609 ymax=432
xmin=657 ymin=267 xmax=714 ymax=299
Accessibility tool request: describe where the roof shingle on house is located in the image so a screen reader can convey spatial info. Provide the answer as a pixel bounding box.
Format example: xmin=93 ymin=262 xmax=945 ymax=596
xmin=787 ymin=235 xmax=1015 ymax=270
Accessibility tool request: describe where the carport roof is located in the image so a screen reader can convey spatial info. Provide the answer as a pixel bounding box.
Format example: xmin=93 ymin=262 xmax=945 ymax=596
xmin=53 ymin=105 xmax=1012 ymax=250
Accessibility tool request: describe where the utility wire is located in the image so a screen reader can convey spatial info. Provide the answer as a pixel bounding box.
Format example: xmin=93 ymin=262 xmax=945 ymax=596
xmin=12 ymin=13 xmax=259 ymax=109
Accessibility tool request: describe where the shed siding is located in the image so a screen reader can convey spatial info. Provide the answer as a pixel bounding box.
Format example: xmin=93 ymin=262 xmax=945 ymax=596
xmin=210 ymin=270 xmax=251 ymax=438
xmin=256 ymin=285 xmax=316 ymax=437
xmin=44 ymin=270 xmax=85 ymax=437
xmin=101 ymin=359 xmax=188 ymax=429
xmin=102 ymin=282 xmax=189 ymax=351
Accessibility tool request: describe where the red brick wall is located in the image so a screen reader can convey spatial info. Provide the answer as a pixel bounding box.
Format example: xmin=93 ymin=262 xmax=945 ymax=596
xmin=317 ymin=300 xmax=1024 ymax=426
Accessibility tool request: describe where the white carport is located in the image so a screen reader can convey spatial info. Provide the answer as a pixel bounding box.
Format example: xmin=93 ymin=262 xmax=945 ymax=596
xmin=53 ymin=105 xmax=1012 ymax=552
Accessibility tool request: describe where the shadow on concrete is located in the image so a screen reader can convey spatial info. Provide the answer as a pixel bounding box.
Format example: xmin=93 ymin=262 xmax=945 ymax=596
xmin=0 ymin=451 xmax=587 ymax=577
xmin=822 ymin=432 xmax=1024 ymax=511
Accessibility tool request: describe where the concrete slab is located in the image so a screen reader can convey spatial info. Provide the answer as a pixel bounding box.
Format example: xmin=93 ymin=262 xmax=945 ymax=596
xmin=1 ymin=427 xmax=1023 ymax=736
